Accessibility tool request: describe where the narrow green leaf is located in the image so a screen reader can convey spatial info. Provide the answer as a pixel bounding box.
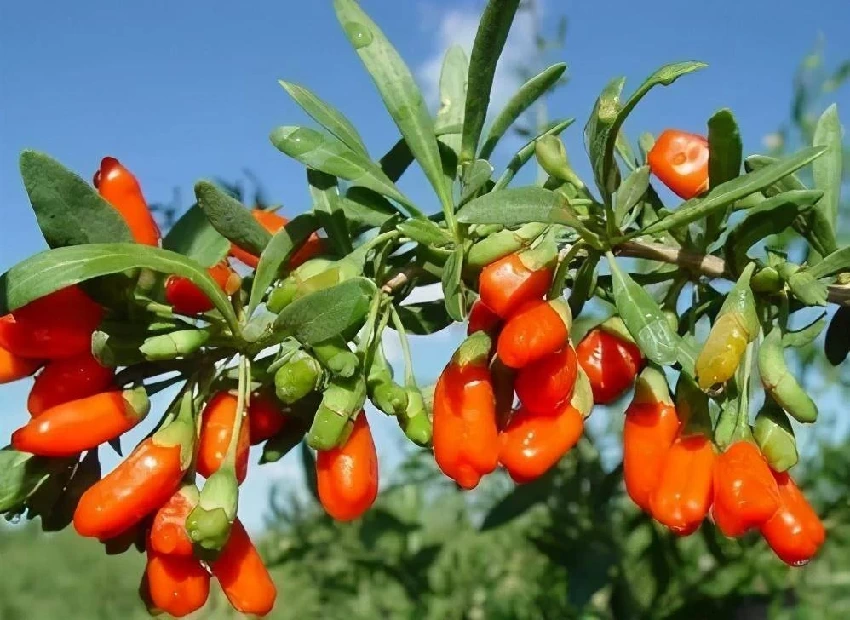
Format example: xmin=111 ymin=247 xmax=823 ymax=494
xmin=607 ymin=254 xmax=680 ymax=366
xmin=825 ymin=307 xmax=850 ymax=366
xmin=0 ymin=243 xmax=238 ymax=329
xmin=379 ymin=138 xmax=414 ymax=182
xmin=707 ymin=109 xmax=742 ymax=187
xmin=479 ymin=63 xmax=567 ymax=159
xmin=270 ymin=126 xmax=419 ymax=216
xmin=614 ymin=166 xmax=650 ymax=225
xmin=783 ymin=313 xmax=827 ymax=348
xmin=461 ymin=0 xmax=522 ymax=163
xmin=807 ymin=246 xmax=850 ymax=280
xmin=19 ymin=150 xmax=132 ymax=248
xmin=261 ymin=416 xmax=315 ymax=464
xmin=642 ymin=146 xmax=827 ymax=236
xmin=275 ymin=277 xmax=376 ymax=344
xmin=0 ymin=450 xmax=71 ymax=512
xmin=162 ymin=204 xmax=229 ymax=268
xmin=568 ymin=252 xmax=600 ymax=318
xmin=341 ymin=187 xmax=400 ymax=229
xmin=724 ymin=190 xmax=824 ymax=274
xmin=398 ymin=220 xmax=453 ymax=246
xmin=435 ymin=45 xmax=468 ymax=177
xmin=442 ymin=246 xmax=466 ymax=322
xmin=299 ymin=443 xmax=320 ymax=503
xmin=307 ymin=169 xmax=351 ymax=256
xmin=395 ymin=300 xmax=453 ymax=335
xmin=195 ymin=181 xmax=271 ymax=256
xmin=493 ymin=118 xmax=575 ymax=191
xmin=615 ymin=131 xmax=638 ymax=171
xmin=279 ymin=80 xmax=369 ymax=156
xmin=586 ymin=61 xmax=707 ymax=199
xmin=460 ymin=159 xmax=494 ymax=204
xmin=247 ymin=214 xmax=321 ymax=316
xmin=812 ymin=104 xmax=843 ymax=229
xmin=334 ymin=0 xmax=451 ymax=211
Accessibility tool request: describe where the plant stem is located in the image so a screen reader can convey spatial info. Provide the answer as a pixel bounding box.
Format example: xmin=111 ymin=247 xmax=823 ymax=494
xmin=389 ymin=306 xmax=417 ymax=387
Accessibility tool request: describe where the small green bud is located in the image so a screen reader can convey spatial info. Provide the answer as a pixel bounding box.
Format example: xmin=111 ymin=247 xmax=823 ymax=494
xmin=400 ymin=387 xmax=432 ymax=447
xmin=312 ymin=337 xmax=359 ymax=378
xmin=754 ymin=401 xmax=798 ymax=472
xmin=186 ymin=467 xmax=239 ymax=558
xmin=274 ymin=351 xmax=322 ymax=404
xmin=267 ymin=277 xmax=298 ymax=313
xmin=307 ymin=374 xmax=367 ymax=450
xmin=140 ymin=329 xmax=210 ymax=361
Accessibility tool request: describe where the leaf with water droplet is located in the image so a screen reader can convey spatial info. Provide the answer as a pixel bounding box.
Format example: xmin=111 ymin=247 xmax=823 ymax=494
xmin=270 ymin=125 xmax=420 ymax=218
xmin=334 ymin=0 xmax=452 ymax=214
xmin=434 ymin=46 xmax=468 ymax=180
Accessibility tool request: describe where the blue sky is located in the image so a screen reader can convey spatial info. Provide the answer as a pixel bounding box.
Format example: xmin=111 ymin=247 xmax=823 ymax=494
xmin=2 ymin=0 xmax=849 ymax=533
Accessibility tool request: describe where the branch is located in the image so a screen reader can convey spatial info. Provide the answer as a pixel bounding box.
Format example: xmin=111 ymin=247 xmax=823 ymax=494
xmin=615 ymin=239 xmax=850 ymax=306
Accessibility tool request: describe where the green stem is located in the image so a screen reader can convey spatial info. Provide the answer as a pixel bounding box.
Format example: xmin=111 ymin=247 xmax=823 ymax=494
xmin=357 ymin=291 xmax=385 ymax=356
xmin=390 ymin=307 xmax=417 ymax=387
xmin=224 ymin=357 xmax=250 ymax=466
xmin=733 ymin=341 xmax=756 ymax=443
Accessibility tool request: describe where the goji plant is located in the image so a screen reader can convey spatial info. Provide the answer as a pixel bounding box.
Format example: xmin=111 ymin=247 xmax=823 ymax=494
xmin=0 ymin=0 xmax=846 ymax=615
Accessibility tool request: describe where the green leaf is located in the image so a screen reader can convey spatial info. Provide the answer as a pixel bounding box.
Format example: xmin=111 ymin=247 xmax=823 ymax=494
xmin=568 ymin=252 xmax=600 ymax=318
xmin=334 ymin=0 xmax=451 ymax=212
xmin=279 ymin=80 xmax=369 ymax=156
xmin=307 ymin=169 xmax=351 ymax=256
xmin=299 ymin=443 xmax=320 ymax=503
xmin=493 ymin=118 xmax=575 ymax=191
xmin=275 ymin=277 xmax=376 ymax=344
xmin=724 ymin=190 xmax=823 ymax=274
xmin=0 ymin=243 xmax=238 ymax=329
xmin=195 ymin=181 xmax=271 ymax=256
xmin=707 ymin=109 xmax=742 ymax=187
xmin=19 ymin=150 xmax=133 ymax=248
xmin=458 ymin=187 xmax=568 ymax=225
xmin=379 ymin=138 xmax=414 ymax=182
xmin=642 ymin=146 xmax=827 ymax=236
xmin=461 ymin=0 xmax=522 ymax=163
xmin=585 ymin=61 xmax=707 ymax=199
xmin=479 ymin=62 xmax=567 ymax=158
xmin=812 ymin=104 xmax=842 ymax=230
xmin=395 ymin=300 xmax=453 ymax=335
xmin=247 ymin=214 xmax=321 ymax=316
xmin=825 ymin=307 xmax=850 ymax=366
xmin=607 ymin=254 xmax=680 ymax=366
xmin=162 ymin=204 xmax=229 ymax=268
xmin=614 ymin=166 xmax=650 ymax=225
xmin=398 ymin=220 xmax=453 ymax=246
xmin=340 ymin=187 xmax=400 ymax=229
xmin=783 ymin=313 xmax=827 ymax=348
xmin=460 ymin=159 xmax=494 ymax=204
xmin=435 ymin=45 xmax=468 ymax=179
xmin=442 ymin=246 xmax=466 ymax=322
xmin=0 ymin=449 xmax=71 ymax=513
xmin=807 ymin=246 xmax=850 ymax=280
xmin=261 ymin=416 xmax=314 ymax=464
xmin=787 ymin=269 xmax=827 ymax=306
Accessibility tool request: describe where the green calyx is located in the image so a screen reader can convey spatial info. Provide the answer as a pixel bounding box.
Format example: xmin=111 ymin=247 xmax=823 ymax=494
xmin=274 ymin=350 xmax=323 ymax=404
xmin=571 ymin=367 xmax=594 ymax=419
xmin=631 ymin=366 xmax=673 ymax=407
xmin=597 ymin=315 xmax=635 ymax=345
xmin=674 ymin=373 xmax=712 ymax=438
xmin=186 ymin=467 xmax=239 ymax=557
xmin=758 ymin=327 xmax=818 ymax=423
xmin=366 ymin=346 xmax=408 ymax=417
xmin=399 ymin=387 xmax=432 ymax=447
xmin=312 ymin=336 xmax=359 ymax=378
xmin=535 ymin=135 xmax=584 ymax=189
xmin=750 ymin=266 xmax=783 ymax=293
xmin=517 ymin=231 xmax=558 ymax=273
xmin=121 ymin=387 xmax=151 ymax=423
xmin=452 ymin=332 xmax=493 ymax=368
xmin=548 ymin=298 xmax=573 ymax=334
xmin=466 ymin=222 xmax=548 ymax=270
xmin=139 ymin=329 xmax=210 ymax=361
xmin=753 ymin=400 xmax=799 ymax=472
xmin=151 ymin=392 xmax=196 ymax=471
xmin=717 ymin=262 xmax=759 ymax=340
xmin=306 ymin=374 xmax=367 ymax=450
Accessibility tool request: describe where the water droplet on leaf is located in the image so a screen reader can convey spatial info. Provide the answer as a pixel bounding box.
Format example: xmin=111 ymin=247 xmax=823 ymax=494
xmin=276 ymin=127 xmax=323 ymax=157
xmin=343 ymin=22 xmax=373 ymax=49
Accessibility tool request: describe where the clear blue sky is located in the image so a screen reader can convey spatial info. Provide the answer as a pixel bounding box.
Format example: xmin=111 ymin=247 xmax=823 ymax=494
xmin=1 ymin=0 xmax=849 ymax=532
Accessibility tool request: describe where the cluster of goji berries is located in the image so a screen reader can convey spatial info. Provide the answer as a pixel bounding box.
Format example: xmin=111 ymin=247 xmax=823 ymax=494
xmin=0 ymin=156 xmax=382 ymax=617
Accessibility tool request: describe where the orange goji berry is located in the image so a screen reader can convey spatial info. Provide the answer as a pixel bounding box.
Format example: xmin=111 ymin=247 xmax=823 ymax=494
xmin=514 ymin=346 xmax=578 ymax=414
xmin=576 ymin=327 xmax=643 ymax=404
xmin=211 ymin=520 xmax=277 ymax=617
xmin=647 ymin=130 xmax=709 ymax=200
xmin=433 ymin=333 xmax=499 ymax=489
xmin=712 ymin=441 xmax=781 ymax=537
xmin=12 ymin=388 xmax=149 ymax=457
xmin=94 ymin=156 xmax=161 ymax=246
xmin=760 ymin=471 xmax=825 ymax=566
xmin=316 ymin=413 xmax=378 ymax=521
xmin=497 ymin=299 xmax=571 ymax=369
xmin=0 ymin=344 xmax=41 ymax=384
xmin=164 ymin=261 xmax=241 ymax=316
xmin=478 ymin=251 xmax=553 ymax=319
xmin=467 ymin=299 xmax=501 ymax=336
xmin=145 ymin=550 xmax=210 ymax=618
xmin=149 ymin=484 xmax=200 ymax=557
xmin=27 ymin=352 xmax=114 ymax=416
xmin=197 ymin=392 xmax=250 ymax=484
xmin=623 ymin=367 xmax=680 ymax=511
xmin=498 ymin=402 xmax=584 ymax=484
xmin=649 ymin=434 xmax=716 ymax=535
